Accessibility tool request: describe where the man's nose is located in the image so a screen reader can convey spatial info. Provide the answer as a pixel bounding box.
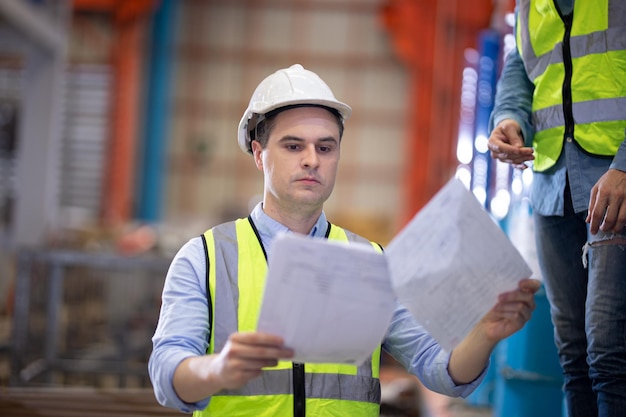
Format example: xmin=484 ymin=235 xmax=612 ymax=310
xmin=301 ymin=145 xmax=319 ymax=168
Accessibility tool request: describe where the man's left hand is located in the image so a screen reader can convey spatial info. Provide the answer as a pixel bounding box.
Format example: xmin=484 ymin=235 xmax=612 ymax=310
xmin=587 ymin=168 xmax=626 ymax=234
xmin=480 ymin=278 xmax=541 ymax=342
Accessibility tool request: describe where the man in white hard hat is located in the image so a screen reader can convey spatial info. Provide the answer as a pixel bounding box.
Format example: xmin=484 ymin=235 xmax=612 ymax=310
xmin=149 ymin=64 xmax=540 ymax=417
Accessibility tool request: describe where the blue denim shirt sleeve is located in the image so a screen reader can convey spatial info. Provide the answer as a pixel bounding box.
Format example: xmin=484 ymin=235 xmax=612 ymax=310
xmin=610 ymin=140 xmax=626 ymax=172
xmin=489 ymin=47 xmax=535 ymax=146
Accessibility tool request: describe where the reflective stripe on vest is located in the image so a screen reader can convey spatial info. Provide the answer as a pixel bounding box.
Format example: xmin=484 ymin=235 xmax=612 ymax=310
xmin=194 ymin=218 xmax=382 ymax=417
xmin=516 ymin=0 xmax=626 ymax=171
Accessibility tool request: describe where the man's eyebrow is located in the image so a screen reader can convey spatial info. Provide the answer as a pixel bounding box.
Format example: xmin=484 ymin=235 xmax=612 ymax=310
xmin=277 ymin=136 xmax=338 ymax=144
xmin=317 ymin=136 xmax=338 ymax=144
xmin=277 ymin=135 xmax=305 ymax=143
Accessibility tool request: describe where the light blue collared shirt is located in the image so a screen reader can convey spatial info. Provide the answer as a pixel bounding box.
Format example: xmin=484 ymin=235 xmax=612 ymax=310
xmin=148 ymin=203 xmax=484 ymax=413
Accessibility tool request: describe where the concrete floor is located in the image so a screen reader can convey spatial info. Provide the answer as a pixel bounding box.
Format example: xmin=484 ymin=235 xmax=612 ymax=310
xmin=416 ymin=395 xmax=491 ymax=417
xmin=446 ymin=398 xmax=492 ymax=417
xmin=379 ymin=398 xmax=491 ymax=417
xmin=380 ymin=363 xmax=493 ymax=417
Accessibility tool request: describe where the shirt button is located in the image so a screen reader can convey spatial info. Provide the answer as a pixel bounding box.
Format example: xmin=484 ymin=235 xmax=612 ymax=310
xmin=566 ymin=136 xmax=573 ymax=142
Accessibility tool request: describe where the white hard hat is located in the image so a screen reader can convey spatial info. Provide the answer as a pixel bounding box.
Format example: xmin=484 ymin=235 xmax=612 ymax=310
xmin=237 ymin=64 xmax=352 ymax=154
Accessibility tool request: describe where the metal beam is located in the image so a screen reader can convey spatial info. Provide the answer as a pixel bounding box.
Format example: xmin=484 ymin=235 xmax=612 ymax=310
xmin=0 ymin=1 xmax=71 ymax=247
xmin=0 ymin=0 xmax=67 ymax=55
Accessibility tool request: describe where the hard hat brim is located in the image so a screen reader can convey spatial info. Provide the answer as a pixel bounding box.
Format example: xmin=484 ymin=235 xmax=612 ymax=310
xmin=237 ymin=98 xmax=351 ymax=154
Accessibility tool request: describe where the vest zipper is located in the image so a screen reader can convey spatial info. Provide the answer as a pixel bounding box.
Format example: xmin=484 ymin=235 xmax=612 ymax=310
xmin=293 ymin=362 xmax=305 ymax=417
xmin=558 ymin=6 xmax=575 ymax=139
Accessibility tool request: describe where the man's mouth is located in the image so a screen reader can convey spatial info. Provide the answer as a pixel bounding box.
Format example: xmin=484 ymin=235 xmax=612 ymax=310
xmin=296 ymin=176 xmax=320 ymax=184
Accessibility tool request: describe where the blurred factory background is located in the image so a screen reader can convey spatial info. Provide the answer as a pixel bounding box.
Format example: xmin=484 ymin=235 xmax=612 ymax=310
xmin=0 ymin=1 xmax=563 ymax=416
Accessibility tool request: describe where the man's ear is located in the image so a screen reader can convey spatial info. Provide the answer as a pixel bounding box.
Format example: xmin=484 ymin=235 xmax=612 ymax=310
xmin=251 ymin=141 xmax=263 ymax=170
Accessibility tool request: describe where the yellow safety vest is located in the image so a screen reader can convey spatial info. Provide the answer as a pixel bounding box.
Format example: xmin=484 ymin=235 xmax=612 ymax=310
xmin=516 ymin=0 xmax=626 ymax=171
xmin=194 ymin=217 xmax=382 ymax=417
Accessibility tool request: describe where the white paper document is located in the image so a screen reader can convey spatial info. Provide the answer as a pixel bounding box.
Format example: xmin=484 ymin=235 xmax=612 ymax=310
xmin=257 ymin=178 xmax=532 ymax=363
xmin=385 ymin=179 xmax=532 ymax=351
xmin=256 ymin=234 xmax=396 ymax=365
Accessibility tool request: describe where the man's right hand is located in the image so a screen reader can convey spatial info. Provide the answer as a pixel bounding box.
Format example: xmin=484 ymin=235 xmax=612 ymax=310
xmin=487 ymin=119 xmax=535 ymax=169
xmin=210 ymin=332 xmax=295 ymax=390
xmin=173 ymin=332 xmax=294 ymax=403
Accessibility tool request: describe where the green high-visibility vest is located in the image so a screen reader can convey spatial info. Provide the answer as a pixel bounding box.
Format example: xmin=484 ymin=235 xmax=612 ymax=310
xmin=194 ymin=217 xmax=382 ymax=417
xmin=516 ymin=0 xmax=626 ymax=171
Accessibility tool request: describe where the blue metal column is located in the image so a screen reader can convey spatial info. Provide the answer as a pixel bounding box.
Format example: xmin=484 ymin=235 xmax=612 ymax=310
xmin=469 ymin=29 xmax=500 ymax=210
xmin=463 ymin=29 xmax=501 ymax=408
xmin=137 ymin=0 xmax=177 ymax=221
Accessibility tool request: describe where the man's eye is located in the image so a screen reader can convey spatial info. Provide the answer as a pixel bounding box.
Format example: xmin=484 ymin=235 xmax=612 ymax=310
xmin=318 ymin=146 xmax=331 ymax=152
xmin=286 ymin=144 xmax=300 ymax=151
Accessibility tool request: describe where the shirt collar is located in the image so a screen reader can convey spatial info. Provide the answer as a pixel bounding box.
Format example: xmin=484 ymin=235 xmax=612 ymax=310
xmin=249 ymin=202 xmax=328 ymax=253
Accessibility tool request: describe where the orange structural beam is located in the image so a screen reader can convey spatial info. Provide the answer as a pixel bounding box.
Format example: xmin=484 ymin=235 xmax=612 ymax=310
xmin=72 ymin=0 xmax=157 ymax=225
xmin=102 ymin=19 xmax=143 ymax=225
xmin=381 ymin=0 xmax=493 ymax=226
xmin=73 ymin=0 xmax=118 ymax=11
xmin=74 ymin=0 xmax=156 ymax=20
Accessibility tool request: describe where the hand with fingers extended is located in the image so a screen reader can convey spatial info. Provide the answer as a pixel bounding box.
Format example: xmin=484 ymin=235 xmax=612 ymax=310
xmin=477 ymin=278 xmax=541 ymax=342
xmin=586 ymin=168 xmax=626 ymax=234
xmin=487 ymin=119 xmax=535 ymax=169
xmin=173 ymin=332 xmax=294 ymax=403
xmin=447 ymin=278 xmax=541 ymax=385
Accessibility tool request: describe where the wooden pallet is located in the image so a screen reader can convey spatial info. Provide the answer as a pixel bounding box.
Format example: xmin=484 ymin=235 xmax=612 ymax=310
xmin=0 ymin=387 xmax=177 ymax=417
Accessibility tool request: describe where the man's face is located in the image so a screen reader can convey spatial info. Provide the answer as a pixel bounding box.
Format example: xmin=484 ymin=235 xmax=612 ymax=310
xmin=252 ymin=106 xmax=341 ymax=216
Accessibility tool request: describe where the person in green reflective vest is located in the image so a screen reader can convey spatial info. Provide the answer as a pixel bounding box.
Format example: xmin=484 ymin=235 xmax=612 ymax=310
xmin=488 ymin=1 xmax=626 ymax=416
xmin=150 ymin=64 xmax=540 ymax=416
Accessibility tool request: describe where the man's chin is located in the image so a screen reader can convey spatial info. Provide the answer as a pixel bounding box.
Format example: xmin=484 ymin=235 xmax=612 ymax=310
xmin=292 ymin=191 xmax=330 ymax=207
